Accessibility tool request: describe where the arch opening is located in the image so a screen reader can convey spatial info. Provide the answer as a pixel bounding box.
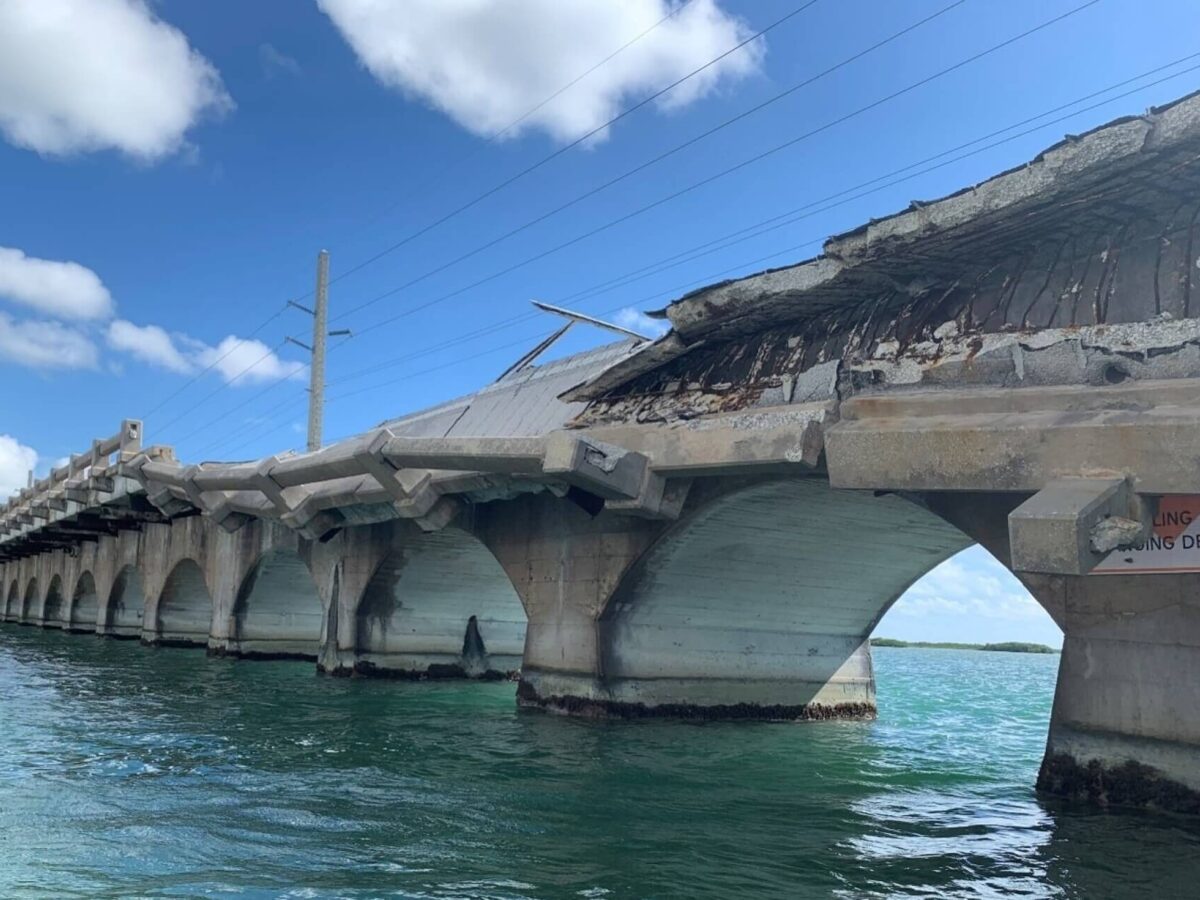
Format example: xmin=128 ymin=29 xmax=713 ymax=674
xmin=597 ymin=478 xmax=972 ymax=715
xmin=871 ymin=543 xmax=1063 ymax=650
xmin=232 ymin=549 xmax=323 ymax=660
xmin=20 ymin=578 xmax=38 ymax=624
xmin=42 ymin=575 xmax=66 ymax=629
xmin=68 ymin=571 xmax=99 ymax=633
xmin=356 ymin=527 xmax=526 ymax=678
xmin=105 ymin=565 xmax=146 ymax=638
xmin=156 ymin=559 xmax=212 ymax=647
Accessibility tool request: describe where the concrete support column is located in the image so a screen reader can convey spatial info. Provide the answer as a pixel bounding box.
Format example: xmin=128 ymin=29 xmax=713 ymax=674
xmin=312 ymin=523 xmax=393 ymax=675
xmin=204 ymin=525 xmax=263 ymax=656
xmin=477 ymin=492 xmax=661 ymax=713
xmin=93 ymin=531 xmax=142 ymax=637
xmin=1028 ymin=571 xmax=1200 ymax=812
xmin=930 ymin=491 xmax=1200 ymax=811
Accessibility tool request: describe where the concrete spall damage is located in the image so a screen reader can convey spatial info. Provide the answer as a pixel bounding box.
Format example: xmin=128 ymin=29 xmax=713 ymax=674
xmin=8 ymin=91 xmax=1200 ymax=812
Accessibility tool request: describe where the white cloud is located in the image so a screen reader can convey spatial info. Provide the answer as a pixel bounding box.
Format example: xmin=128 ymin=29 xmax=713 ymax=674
xmin=259 ymin=43 xmax=302 ymax=79
xmin=0 ymin=312 xmax=98 ymax=370
xmin=890 ymin=549 xmax=1044 ymax=623
xmin=105 ymin=321 xmax=306 ymax=386
xmin=105 ymin=319 xmax=193 ymax=374
xmin=615 ymin=306 xmax=670 ymax=337
xmin=0 ymin=246 xmax=113 ymax=320
xmin=0 ymin=0 xmax=231 ymax=160
xmin=318 ymin=0 xmax=763 ymax=143
xmin=0 ymin=435 xmax=38 ymax=498
xmin=194 ymin=336 xmax=306 ymax=385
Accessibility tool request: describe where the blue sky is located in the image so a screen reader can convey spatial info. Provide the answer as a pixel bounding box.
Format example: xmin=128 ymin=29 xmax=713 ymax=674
xmin=1 ymin=0 xmax=1190 ymax=644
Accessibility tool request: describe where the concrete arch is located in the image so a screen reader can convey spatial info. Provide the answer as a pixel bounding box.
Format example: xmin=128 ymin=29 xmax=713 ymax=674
xmin=20 ymin=577 xmax=38 ymax=624
xmin=231 ymin=548 xmax=323 ymax=660
xmin=41 ymin=574 xmax=66 ymax=629
xmin=595 ymin=478 xmax=971 ymax=714
xmin=68 ymin=571 xmax=99 ymax=632
xmin=5 ymin=579 xmax=16 ymax=620
xmin=356 ymin=526 xmax=526 ymax=677
xmin=155 ymin=558 xmax=212 ymax=647
xmin=105 ymin=565 xmax=146 ymax=638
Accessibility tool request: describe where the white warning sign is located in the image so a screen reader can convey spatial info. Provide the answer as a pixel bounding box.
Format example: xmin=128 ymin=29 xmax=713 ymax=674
xmin=1093 ymin=495 xmax=1200 ymax=575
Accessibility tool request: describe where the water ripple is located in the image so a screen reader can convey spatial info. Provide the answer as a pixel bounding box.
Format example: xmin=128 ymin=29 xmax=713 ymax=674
xmin=3 ymin=629 xmax=1200 ymax=898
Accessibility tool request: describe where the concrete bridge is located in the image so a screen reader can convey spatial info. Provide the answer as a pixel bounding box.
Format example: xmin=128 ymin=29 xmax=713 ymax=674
xmin=6 ymin=92 xmax=1200 ymax=812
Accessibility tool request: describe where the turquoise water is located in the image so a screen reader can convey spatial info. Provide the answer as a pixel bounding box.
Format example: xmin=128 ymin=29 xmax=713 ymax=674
xmin=1 ymin=628 xmax=1199 ymax=898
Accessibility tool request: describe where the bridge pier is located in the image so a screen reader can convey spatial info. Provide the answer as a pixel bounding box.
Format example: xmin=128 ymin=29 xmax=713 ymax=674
xmin=484 ymin=481 xmax=967 ymax=719
xmin=1026 ymin=572 xmax=1200 ymax=812
xmin=94 ymin=532 xmax=144 ymax=638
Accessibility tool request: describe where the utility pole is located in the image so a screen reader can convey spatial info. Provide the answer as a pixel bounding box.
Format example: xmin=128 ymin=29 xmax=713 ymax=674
xmin=287 ymin=250 xmax=350 ymax=453
xmin=308 ymin=249 xmax=330 ymax=453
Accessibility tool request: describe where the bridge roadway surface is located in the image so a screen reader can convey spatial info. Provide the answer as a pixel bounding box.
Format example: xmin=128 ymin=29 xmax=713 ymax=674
xmin=7 ymin=91 xmax=1200 ymax=812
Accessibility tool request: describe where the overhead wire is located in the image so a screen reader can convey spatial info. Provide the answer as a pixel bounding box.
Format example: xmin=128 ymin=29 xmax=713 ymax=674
xmin=333 ymin=0 xmax=699 ymax=248
xmin=331 ymin=0 xmax=965 ymax=325
xmin=153 ymin=340 xmax=294 ymax=436
xmin=197 ymin=48 xmax=1200 ymax=456
xmin=139 ymin=0 xmax=708 ymax=430
xmin=325 ymin=0 xmax=819 ymax=301
xmin=334 ymin=0 xmax=1103 ymax=343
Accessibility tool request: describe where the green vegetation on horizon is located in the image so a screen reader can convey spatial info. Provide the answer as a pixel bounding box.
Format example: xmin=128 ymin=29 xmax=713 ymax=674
xmin=871 ymin=638 xmax=1058 ymax=654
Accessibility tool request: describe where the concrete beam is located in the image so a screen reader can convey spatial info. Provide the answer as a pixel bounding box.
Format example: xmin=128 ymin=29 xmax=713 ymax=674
xmin=1009 ymin=478 xmax=1145 ymax=575
xmin=827 ymin=383 xmax=1200 ymax=494
xmin=587 ymin=401 xmax=831 ymax=477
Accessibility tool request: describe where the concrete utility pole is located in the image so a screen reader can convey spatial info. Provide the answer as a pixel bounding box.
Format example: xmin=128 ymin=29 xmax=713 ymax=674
xmin=287 ymin=250 xmax=350 ymax=453
xmin=308 ymin=250 xmax=330 ymax=453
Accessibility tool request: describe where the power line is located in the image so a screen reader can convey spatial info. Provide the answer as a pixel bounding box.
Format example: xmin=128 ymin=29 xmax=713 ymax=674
xmin=138 ymin=2 xmax=704 ymax=429
xmin=179 ymin=37 xmax=1198 ymax=461
xmin=326 ymin=1 xmax=817 ymax=307
xmin=332 ymin=0 xmax=963 ymax=325
xmin=336 ymin=0 xmax=1102 ymax=341
xmin=139 ymin=305 xmax=290 ymax=422
xmin=205 ymin=50 xmax=1200 ymax=456
xmin=153 ymin=340 xmax=294 ymax=436
xmin=333 ymin=0 xmax=699 ymax=249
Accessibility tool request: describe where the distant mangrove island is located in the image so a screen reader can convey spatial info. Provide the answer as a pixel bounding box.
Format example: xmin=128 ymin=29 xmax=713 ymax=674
xmin=871 ymin=639 xmax=1059 ymax=654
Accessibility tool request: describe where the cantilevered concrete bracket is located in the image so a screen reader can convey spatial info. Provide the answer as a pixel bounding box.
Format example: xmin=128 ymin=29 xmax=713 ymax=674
xmin=356 ymin=432 xmax=462 ymax=532
xmin=251 ymin=456 xmax=347 ymax=540
xmin=1009 ymin=478 xmax=1146 ymax=575
xmin=125 ymin=455 xmax=195 ymax=518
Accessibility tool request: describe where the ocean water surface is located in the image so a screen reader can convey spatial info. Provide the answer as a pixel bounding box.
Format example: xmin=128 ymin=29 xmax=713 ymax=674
xmin=1 ymin=627 xmax=1199 ymax=898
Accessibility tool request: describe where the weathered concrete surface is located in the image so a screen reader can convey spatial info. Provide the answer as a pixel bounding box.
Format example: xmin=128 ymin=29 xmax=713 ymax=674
xmin=1029 ymin=572 xmax=1200 ymax=813
xmin=1008 ymin=478 xmax=1144 ymax=576
xmin=350 ymin=521 xmax=526 ymax=678
xmin=569 ymin=93 xmax=1200 ymax=411
xmin=8 ymin=90 xmax=1200 ymax=814
xmin=479 ymin=479 xmax=966 ymax=719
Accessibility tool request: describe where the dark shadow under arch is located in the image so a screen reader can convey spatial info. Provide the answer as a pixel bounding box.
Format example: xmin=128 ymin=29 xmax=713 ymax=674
xmin=155 ymin=559 xmax=212 ymax=647
xmin=106 ymin=565 xmax=146 ymax=639
xmin=42 ymin=574 xmax=66 ymax=628
xmin=356 ymin=526 xmax=526 ymax=678
xmin=69 ymin=571 xmax=99 ymax=632
xmin=596 ymin=477 xmax=973 ymax=714
xmin=232 ymin=548 xmax=323 ymax=660
xmin=20 ymin=578 xmax=38 ymax=624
